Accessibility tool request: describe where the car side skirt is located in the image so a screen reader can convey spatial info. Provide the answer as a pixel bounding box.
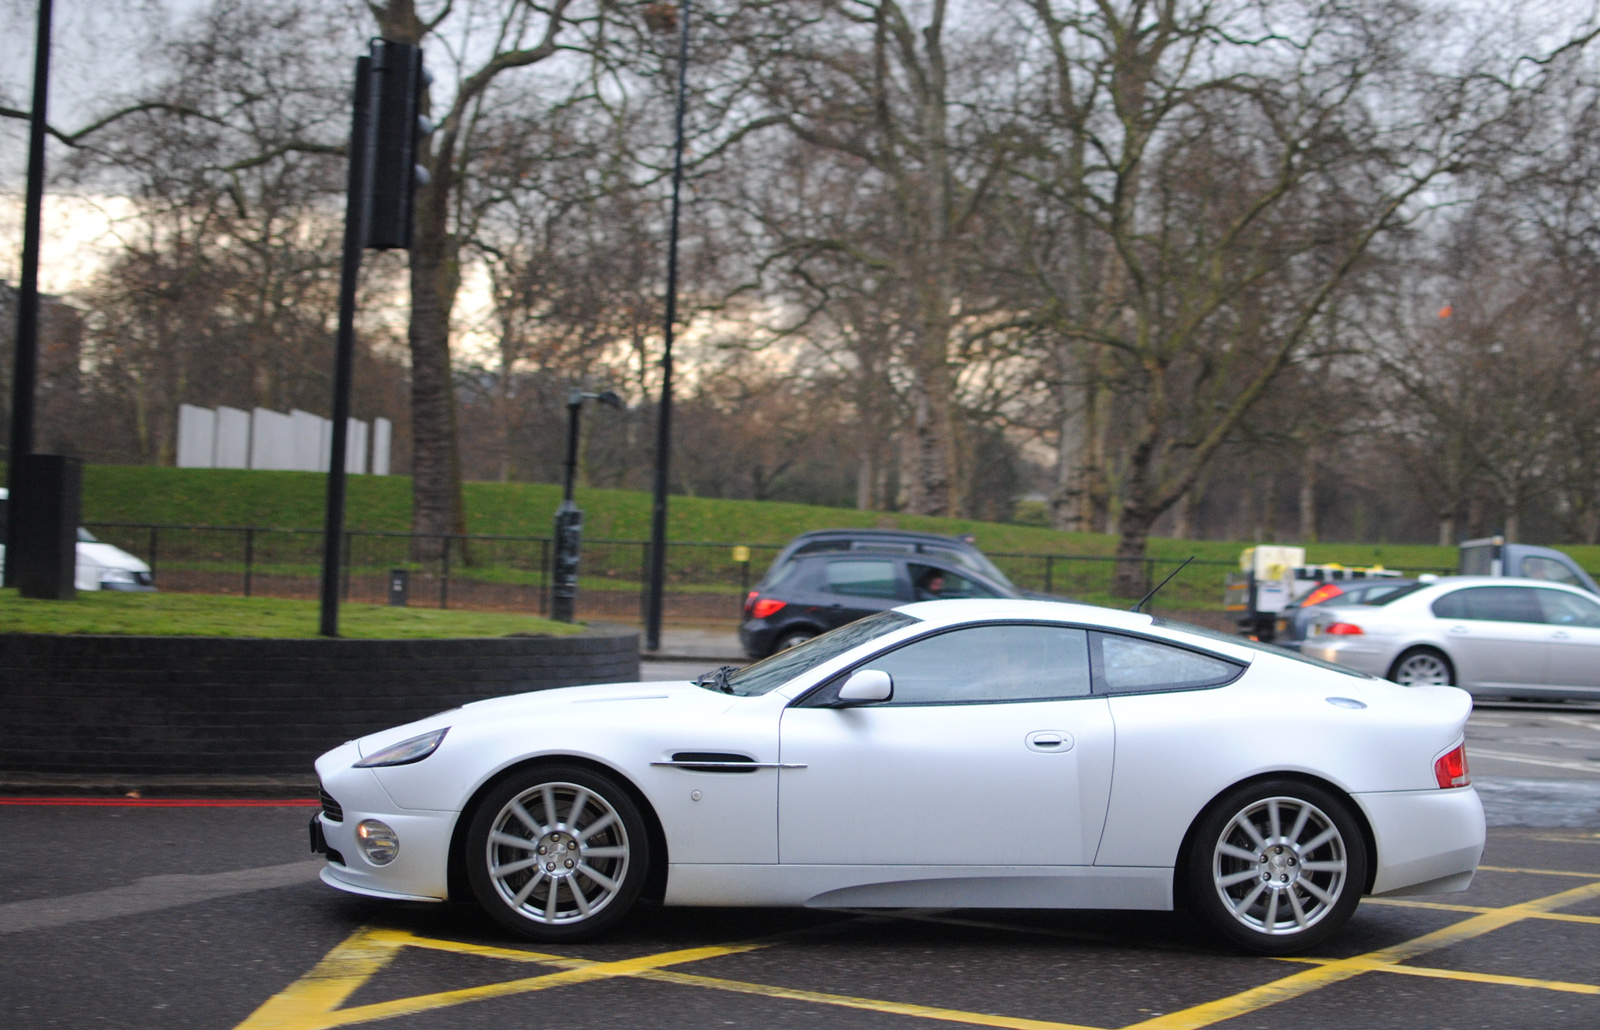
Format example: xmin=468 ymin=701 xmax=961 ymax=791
xmin=664 ymin=864 xmax=1173 ymax=910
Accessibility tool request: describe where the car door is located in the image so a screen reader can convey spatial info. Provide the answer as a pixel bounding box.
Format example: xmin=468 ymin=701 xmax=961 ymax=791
xmin=813 ymin=558 xmax=911 ymax=630
xmin=777 ymin=622 xmax=1114 ymax=867
xmin=1430 ymin=586 xmax=1548 ymax=689
xmin=1535 ymin=588 xmax=1600 ymax=694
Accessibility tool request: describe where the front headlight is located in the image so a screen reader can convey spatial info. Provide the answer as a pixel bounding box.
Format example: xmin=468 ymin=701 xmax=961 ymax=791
xmin=99 ymin=568 xmax=138 ymax=584
xmin=353 ymin=727 xmax=449 ymax=768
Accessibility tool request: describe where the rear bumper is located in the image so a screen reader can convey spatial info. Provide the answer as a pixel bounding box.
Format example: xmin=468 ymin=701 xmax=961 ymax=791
xmin=1356 ymin=786 xmax=1485 ymax=896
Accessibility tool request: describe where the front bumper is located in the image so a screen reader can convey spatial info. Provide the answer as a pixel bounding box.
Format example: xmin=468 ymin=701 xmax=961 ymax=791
xmin=314 ymin=743 xmax=457 ymax=902
xmin=1356 ymin=786 xmax=1485 ymax=896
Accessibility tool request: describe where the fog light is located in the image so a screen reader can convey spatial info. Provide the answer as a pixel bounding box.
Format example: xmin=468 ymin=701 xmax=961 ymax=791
xmin=356 ymin=820 xmax=399 ymax=865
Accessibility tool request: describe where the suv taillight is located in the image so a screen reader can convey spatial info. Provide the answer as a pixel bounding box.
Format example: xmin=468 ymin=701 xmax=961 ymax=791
xmin=751 ymin=598 xmax=786 ymax=619
xmin=1303 ymin=583 xmax=1344 ymax=607
xmin=1434 ymin=742 xmax=1470 ymax=788
xmin=742 ymin=590 xmax=759 ymax=616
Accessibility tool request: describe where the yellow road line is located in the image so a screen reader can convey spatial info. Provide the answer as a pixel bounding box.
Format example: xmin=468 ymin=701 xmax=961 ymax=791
xmin=635 ymin=968 xmax=1108 ymax=1030
xmin=1478 ymin=864 xmax=1600 ymax=879
xmin=1120 ymin=877 xmax=1600 ymax=1030
xmin=235 ymin=929 xmax=406 ymax=1030
xmin=237 ymin=940 xmax=765 ymax=1030
xmin=1278 ymin=956 xmax=1600 ymax=995
xmin=1369 ymin=898 xmax=1600 ymax=925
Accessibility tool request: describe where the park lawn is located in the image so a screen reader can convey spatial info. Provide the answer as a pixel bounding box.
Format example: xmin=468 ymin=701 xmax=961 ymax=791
xmin=0 ymin=589 xmax=583 ymax=639
xmin=72 ymin=464 xmax=1496 ymax=573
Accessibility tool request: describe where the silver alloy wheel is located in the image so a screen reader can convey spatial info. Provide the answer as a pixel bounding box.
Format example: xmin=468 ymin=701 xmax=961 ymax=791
xmin=484 ymin=781 xmax=630 ymax=925
xmin=1211 ymin=796 xmax=1348 ymax=937
xmin=1392 ymin=651 xmax=1452 ymax=686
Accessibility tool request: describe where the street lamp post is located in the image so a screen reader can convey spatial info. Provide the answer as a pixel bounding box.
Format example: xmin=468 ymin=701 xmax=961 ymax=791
xmin=551 ymin=388 xmax=623 ymax=623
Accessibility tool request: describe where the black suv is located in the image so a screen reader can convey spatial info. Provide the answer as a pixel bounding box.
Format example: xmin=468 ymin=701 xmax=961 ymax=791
xmin=759 ymin=528 xmax=1021 ymax=592
xmin=738 ymin=550 xmax=1019 ymax=658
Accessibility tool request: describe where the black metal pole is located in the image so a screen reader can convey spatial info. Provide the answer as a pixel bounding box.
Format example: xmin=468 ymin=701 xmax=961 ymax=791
xmin=319 ymin=55 xmax=376 ymax=637
xmin=3 ymin=0 xmax=53 ymax=589
xmin=645 ymin=0 xmax=691 ymax=652
xmin=551 ymin=393 xmax=585 ymax=623
xmin=562 ymin=395 xmax=582 ymax=504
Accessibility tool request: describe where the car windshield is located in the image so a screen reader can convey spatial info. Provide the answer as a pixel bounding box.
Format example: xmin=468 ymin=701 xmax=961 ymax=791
xmin=1362 ymin=583 xmax=1427 ymax=606
xmin=77 ymin=527 xmax=98 ymax=543
xmin=1151 ymin=618 xmax=1376 ymax=679
xmin=717 ymin=611 xmax=921 ymax=696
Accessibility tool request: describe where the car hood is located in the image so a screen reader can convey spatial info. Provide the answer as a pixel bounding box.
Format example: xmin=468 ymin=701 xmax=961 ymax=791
xmin=353 ymin=679 xmax=730 ymax=759
xmin=77 ymin=541 xmax=150 ymax=572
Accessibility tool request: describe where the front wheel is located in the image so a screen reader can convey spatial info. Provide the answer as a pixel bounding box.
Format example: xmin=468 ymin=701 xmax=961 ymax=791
xmin=1389 ymin=647 xmax=1454 ymax=686
xmin=1185 ymin=780 xmax=1368 ymax=954
xmin=465 ymin=764 xmax=649 ymax=941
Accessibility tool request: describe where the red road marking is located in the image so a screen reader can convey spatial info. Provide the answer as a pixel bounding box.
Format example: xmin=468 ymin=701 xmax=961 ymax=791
xmin=0 ymin=797 xmax=317 ymax=807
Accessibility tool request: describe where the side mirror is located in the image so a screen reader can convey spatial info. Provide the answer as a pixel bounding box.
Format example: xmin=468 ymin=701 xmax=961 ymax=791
xmin=836 ymin=669 xmax=892 ymax=706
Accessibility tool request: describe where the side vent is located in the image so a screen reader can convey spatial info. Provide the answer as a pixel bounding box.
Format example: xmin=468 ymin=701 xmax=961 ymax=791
xmin=670 ymin=752 xmax=759 ymax=773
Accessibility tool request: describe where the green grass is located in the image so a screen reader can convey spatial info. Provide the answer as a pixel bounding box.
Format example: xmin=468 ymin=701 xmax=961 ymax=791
xmin=0 ymin=589 xmax=584 ymax=639
xmin=59 ymin=464 xmax=1600 ymax=614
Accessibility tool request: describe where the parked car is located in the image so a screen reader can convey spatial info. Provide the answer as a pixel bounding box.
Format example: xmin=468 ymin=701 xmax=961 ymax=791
xmin=1274 ymin=578 xmax=1421 ymax=651
xmin=314 ymin=598 xmax=1483 ymax=954
xmin=0 ymin=488 xmax=155 ymax=592
xmin=739 ymin=550 xmax=1018 ymax=657
xmin=1459 ymin=536 xmax=1600 ymax=594
xmin=1302 ymin=576 xmax=1600 ymax=700
xmin=759 ymin=528 xmax=1024 ymax=592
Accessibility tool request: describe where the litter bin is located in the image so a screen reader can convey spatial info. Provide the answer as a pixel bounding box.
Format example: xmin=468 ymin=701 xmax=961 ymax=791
xmin=388 ymin=568 xmax=409 ymax=606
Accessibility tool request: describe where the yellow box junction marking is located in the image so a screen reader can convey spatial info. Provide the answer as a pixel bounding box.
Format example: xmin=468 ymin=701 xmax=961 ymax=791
xmin=239 ymin=867 xmax=1600 ymax=1030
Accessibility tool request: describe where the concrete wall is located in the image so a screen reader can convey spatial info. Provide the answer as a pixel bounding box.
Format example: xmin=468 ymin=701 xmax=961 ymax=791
xmin=0 ymin=630 xmax=639 ymax=775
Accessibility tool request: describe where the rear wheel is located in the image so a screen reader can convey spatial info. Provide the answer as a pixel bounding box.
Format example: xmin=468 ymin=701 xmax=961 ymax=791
xmin=1185 ymin=779 xmax=1367 ymax=954
xmin=465 ymin=764 xmax=648 ymax=941
xmin=773 ymin=629 xmax=816 ymax=653
xmin=1389 ymin=647 xmax=1454 ymax=686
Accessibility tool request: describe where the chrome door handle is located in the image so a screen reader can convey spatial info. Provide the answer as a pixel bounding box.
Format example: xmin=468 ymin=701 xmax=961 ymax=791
xmin=1025 ymin=730 xmax=1074 ymax=753
xmin=1449 ymin=625 xmax=1469 ymax=634
xmin=1552 ymin=630 xmax=1571 ymax=640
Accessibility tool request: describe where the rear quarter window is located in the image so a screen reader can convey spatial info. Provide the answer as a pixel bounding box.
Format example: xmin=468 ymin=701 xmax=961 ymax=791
xmin=1091 ymin=632 xmax=1243 ymax=694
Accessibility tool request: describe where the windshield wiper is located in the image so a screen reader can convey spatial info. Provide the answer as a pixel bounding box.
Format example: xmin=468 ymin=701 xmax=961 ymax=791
xmin=694 ymin=665 xmax=738 ymax=694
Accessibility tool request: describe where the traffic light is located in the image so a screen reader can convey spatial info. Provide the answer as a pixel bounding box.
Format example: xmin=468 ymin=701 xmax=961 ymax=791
xmin=365 ymin=40 xmax=432 ymax=250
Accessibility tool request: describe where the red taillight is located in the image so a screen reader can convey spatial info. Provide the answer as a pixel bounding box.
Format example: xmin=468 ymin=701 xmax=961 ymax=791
xmin=751 ymin=598 xmax=787 ymax=619
xmin=1325 ymin=622 xmax=1364 ymax=636
xmin=1435 ymin=742 xmax=1470 ymax=788
xmin=1303 ymin=583 xmax=1344 ymax=607
xmin=742 ymin=590 xmax=759 ymax=616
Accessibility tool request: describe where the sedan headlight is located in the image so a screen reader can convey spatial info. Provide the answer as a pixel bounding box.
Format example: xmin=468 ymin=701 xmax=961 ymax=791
xmin=353 ymin=728 xmax=448 ymax=768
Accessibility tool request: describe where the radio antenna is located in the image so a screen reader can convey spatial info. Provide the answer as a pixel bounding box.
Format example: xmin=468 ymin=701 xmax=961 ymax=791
xmin=1131 ymin=556 xmax=1195 ymax=613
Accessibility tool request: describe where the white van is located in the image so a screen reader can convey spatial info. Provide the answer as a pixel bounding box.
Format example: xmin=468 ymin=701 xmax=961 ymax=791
xmin=0 ymin=487 xmax=156 ymax=591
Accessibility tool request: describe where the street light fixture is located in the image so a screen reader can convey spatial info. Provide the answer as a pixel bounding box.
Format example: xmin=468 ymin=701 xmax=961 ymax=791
xmin=551 ymin=388 xmax=624 ymax=623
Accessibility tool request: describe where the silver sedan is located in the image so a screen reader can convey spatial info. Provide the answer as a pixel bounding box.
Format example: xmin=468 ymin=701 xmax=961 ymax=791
xmin=1302 ymin=576 xmax=1600 ymax=700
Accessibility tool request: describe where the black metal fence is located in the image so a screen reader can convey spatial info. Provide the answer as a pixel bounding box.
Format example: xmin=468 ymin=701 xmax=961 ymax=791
xmin=83 ymin=521 xmax=1242 ymax=623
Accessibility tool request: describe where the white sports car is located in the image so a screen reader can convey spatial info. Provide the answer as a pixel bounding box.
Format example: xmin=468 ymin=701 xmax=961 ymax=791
xmin=312 ymin=600 xmax=1485 ymax=954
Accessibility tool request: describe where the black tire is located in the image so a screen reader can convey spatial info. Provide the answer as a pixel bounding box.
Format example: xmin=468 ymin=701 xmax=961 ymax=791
xmin=465 ymin=763 xmax=649 ymax=942
xmin=773 ymin=629 xmax=817 ymax=654
xmin=1388 ymin=647 xmax=1455 ymax=686
xmin=1184 ymin=779 xmax=1368 ymax=955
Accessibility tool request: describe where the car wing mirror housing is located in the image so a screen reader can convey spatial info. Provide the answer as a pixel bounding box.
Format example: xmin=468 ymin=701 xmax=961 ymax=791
xmin=836 ymin=669 xmax=892 ymax=706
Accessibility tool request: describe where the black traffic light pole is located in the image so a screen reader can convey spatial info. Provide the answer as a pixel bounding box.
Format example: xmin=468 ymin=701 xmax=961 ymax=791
xmin=551 ymin=389 xmax=622 ymax=623
xmin=320 ymin=40 xmax=428 ymax=637
xmin=3 ymin=0 xmax=53 ymax=588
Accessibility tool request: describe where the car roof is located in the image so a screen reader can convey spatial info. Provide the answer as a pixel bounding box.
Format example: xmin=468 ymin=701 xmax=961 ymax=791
xmin=789 ymin=528 xmax=975 ymax=546
xmin=892 ymin=598 xmax=1261 ymax=662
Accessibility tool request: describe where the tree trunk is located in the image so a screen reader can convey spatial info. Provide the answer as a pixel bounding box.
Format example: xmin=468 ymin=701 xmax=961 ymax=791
xmin=1298 ymin=452 xmax=1318 ymax=543
xmin=1437 ymin=510 xmax=1456 ymax=548
xmin=1111 ymin=506 xmax=1154 ymax=597
xmin=407 ymin=187 xmax=468 ymax=560
xmin=1050 ymin=357 xmax=1086 ymax=530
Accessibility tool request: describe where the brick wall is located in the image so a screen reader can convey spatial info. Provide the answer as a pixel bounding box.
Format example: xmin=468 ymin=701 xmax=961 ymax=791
xmin=0 ymin=630 xmax=639 ymax=775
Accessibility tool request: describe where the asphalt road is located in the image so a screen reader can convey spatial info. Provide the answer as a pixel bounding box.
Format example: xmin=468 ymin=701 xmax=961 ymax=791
xmin=3 ymin=700 xmax=1598 ymax=1030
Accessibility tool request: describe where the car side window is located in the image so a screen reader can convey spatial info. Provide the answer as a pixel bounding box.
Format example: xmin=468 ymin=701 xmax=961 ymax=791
xmin=1091 ymin=633 xmax=1242 ymax=694
xmin=909 ymin=563 xmax=997 ymax=601
xmin=1431 ymin=586 xmax=1543 ymax=623
xmin=824 ymin=560 xmax=904 ymax=600
xmin=1536 ymin=589 xmax=1600 ymax=628
xmin=1522 ymin=557 xmax=1581 ymax=588
xmin=836 ymin=624 xmax=1092 ymax=705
